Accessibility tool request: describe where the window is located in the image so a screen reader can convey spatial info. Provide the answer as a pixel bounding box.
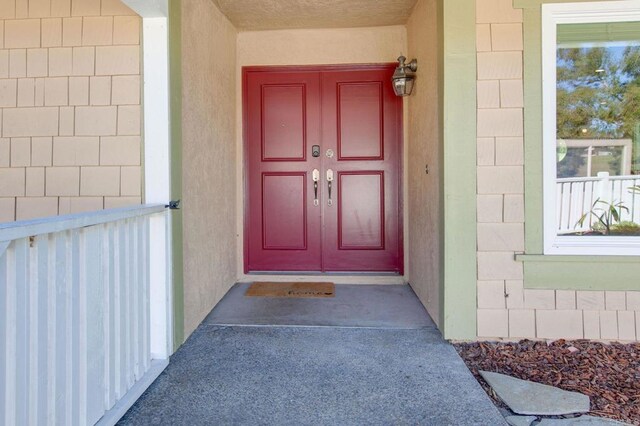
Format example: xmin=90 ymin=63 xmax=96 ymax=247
xmin=542 ymin=1 xmax=640 ymax=255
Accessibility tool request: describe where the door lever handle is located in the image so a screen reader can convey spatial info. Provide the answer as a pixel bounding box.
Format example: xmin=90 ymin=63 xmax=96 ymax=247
xmin=326 ymin=169 xmax=334 ymax=206
xmin=312 ymin=169 xmax=320 ymax=206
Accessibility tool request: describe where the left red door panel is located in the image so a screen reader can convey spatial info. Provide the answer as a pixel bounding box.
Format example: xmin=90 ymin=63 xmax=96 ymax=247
xmin=245 ymin=71 xmax=322 ymax=271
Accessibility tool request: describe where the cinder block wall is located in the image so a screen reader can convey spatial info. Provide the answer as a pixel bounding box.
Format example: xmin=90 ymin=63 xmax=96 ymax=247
xmin=475 ymin=0 xmax=640 ymax=341
xmin=0 ymin=0 xmax=142 ymax=222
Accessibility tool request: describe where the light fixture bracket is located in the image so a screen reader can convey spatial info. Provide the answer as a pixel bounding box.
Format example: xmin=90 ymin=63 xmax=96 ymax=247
xmin=398 ymin=55 xmax=418 ymax=72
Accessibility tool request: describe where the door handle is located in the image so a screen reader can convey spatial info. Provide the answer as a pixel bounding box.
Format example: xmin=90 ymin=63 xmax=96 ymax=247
xmin=326 ymin=169 xmax=334 ymax=206
xmin=312 ymin=169 xmax=320 ymax=206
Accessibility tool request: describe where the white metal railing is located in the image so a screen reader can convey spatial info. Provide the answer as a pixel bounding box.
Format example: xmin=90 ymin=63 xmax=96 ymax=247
xmin=0 ymin=204 xmax=172 ymax=426
xmin=556 ymin=172 xmax=640 ymax=234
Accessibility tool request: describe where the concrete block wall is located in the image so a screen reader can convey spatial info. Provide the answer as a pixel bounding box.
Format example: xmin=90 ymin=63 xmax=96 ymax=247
xmin=0 ymin=0 xmax=142 ymax=222
xmin=474 ymin=0 xmax=639 ymax=341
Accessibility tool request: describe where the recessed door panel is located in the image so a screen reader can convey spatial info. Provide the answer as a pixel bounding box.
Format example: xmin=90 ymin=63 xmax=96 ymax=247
xmin=338 ymin=172 xmax=384 ymax=249
xmin=262 ymin=85 xmax=306 ymax=161
xmin=338 ymin=82 xmax=383 ymax=160
xmin=262 ymin=173 xmax=307 ymax=250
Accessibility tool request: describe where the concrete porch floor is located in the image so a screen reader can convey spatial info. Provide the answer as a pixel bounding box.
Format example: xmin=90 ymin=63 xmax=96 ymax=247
xmin=118 ymin=284 xmax=506 ymax=425
xmin=202 ymin=282 xmax=437 ymax=328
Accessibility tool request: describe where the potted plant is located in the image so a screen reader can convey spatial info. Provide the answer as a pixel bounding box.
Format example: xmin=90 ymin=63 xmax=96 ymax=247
xmin=576 ymin=198 xmax=629 ymax=235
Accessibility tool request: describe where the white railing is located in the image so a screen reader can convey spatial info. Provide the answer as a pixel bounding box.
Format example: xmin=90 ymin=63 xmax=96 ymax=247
xmin=0 ymin=205 xmax=172 ymax=426
xmin=556 ymin=172 xmax=640 ymax=234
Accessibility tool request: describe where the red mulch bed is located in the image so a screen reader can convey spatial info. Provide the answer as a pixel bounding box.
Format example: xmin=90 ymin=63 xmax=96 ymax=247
xmin=454 ymin=340 xmax=640 ymax=425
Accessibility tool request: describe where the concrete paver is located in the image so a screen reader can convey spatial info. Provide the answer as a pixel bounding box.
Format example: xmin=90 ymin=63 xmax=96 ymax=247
xmin=480 ymin=371 xmax=590 ymax=416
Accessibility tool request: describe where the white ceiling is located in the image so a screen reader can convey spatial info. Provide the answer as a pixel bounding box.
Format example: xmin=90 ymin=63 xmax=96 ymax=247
xmin=213 ymin=0 xmax=419 ymax=31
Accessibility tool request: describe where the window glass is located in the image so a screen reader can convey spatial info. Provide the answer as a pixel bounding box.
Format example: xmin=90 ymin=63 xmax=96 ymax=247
xmin=556 ymin=22 xmax=640 ymax=236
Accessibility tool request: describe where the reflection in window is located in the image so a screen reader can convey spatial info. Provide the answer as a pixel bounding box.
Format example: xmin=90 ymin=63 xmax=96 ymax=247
xmin=556 ymin=23 xmax=640 ymax=236
xmin=557 ymin=141 xmax=630 ymax=178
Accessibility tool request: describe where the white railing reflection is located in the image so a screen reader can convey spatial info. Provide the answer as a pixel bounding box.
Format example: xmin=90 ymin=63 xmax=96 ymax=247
xmin=556 ymin=172 xmax=640 ymax=234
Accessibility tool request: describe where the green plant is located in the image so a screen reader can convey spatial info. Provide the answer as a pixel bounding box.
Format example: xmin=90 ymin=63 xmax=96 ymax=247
xmin=610 ymin=221 xmax=640 ymax=235
xmin=576 ymin=198 xmax=629 ymax=235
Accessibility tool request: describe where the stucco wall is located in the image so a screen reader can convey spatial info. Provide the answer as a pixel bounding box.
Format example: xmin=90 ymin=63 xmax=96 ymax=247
xmin=407 ymin=0 xmax=442 ymax=327
xmin=237 ymin=26 xmax=407 ymax=67
xmin=181 ymin=0 xmax=237 ymax=338
xmin=236 ymin=25 xmax=408 ymax=279
xmin=475 ymin=0 xmax=639 ymax=341
xmin=0 ymin=0 xmax=142 ymax=222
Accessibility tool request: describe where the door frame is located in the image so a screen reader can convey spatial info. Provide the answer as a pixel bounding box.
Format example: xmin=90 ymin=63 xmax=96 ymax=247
xmin=241 ymin=63 xmax=404 ymax=275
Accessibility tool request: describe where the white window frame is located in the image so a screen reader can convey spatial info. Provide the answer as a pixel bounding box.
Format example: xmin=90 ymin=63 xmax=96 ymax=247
xmin=542 ymin=0 xmax=640 ymax=255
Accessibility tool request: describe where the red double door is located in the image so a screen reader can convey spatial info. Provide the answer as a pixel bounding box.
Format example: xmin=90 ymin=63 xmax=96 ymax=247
xmin=244 ymin=65 xmax=403 ymax=273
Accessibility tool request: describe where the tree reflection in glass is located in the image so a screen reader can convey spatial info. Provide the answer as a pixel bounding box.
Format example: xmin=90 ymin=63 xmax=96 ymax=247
xmin=555 ymin=23 xmax=640 ymax=235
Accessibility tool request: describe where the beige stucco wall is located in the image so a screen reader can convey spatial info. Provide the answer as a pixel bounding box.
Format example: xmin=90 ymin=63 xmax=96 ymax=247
xmin=181 ymin=0 xmax=237 ymax=337
xmin=475 ymin=0 xmax=639 ymax=341
xmin=0 ymin=0 xmax=142 ymax=222
xmin=237 ymin=26 xmax=407 ymax=67
xmin=236 ymin=25 xmax=408 ymax=280
xmin=406 ymin=0 xmax=442 ymax=327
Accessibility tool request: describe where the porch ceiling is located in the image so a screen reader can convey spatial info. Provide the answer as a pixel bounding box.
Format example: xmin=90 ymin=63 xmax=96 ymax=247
xmin=212 ymin=0 xmax=419 ymax=31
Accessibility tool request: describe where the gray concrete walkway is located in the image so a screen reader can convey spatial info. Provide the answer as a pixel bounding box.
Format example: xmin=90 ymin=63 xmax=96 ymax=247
xmin=118 ymin=285 xmax=506 ymax=425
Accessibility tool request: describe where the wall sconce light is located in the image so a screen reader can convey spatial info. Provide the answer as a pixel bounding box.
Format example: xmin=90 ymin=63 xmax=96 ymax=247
xmin=392 ymin=55 xmax=418 ymax=97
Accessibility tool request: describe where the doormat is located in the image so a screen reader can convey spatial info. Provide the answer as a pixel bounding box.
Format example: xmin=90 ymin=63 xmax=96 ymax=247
xmin=245 ymin=282 xmax=335 ymax=298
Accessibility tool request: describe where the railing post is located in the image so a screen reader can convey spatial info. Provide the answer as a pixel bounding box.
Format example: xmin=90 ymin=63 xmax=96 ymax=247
xmin=595 ymin=171 xmax=611 ymax=203
xmin=149 ymin=211 xmax=171 ymax=359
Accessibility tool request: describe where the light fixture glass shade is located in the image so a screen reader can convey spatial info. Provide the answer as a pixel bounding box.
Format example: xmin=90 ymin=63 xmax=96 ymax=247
xmin=391 ymin=56 xmax=417 ymax=96
xmin=392 ymin=76 xmax=415 ymax=96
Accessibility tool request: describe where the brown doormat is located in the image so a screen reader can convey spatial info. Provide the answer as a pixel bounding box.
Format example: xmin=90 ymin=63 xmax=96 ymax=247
xmin=245 ymin=282 xmax=335 ymax=298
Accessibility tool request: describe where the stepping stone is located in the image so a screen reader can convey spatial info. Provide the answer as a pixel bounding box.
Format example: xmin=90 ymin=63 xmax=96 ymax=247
xmin=538 ymin=416 xmax=630 ymax=425
xmin=479 ymin=371 xmax=590 ymax=415
xmin=505 ymin=415 xmax=538 ymax=426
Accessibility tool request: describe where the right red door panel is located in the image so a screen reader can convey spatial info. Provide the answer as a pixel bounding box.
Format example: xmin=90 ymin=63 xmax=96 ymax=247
xmin=321 ymin=69 xmax=402 ymax=272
